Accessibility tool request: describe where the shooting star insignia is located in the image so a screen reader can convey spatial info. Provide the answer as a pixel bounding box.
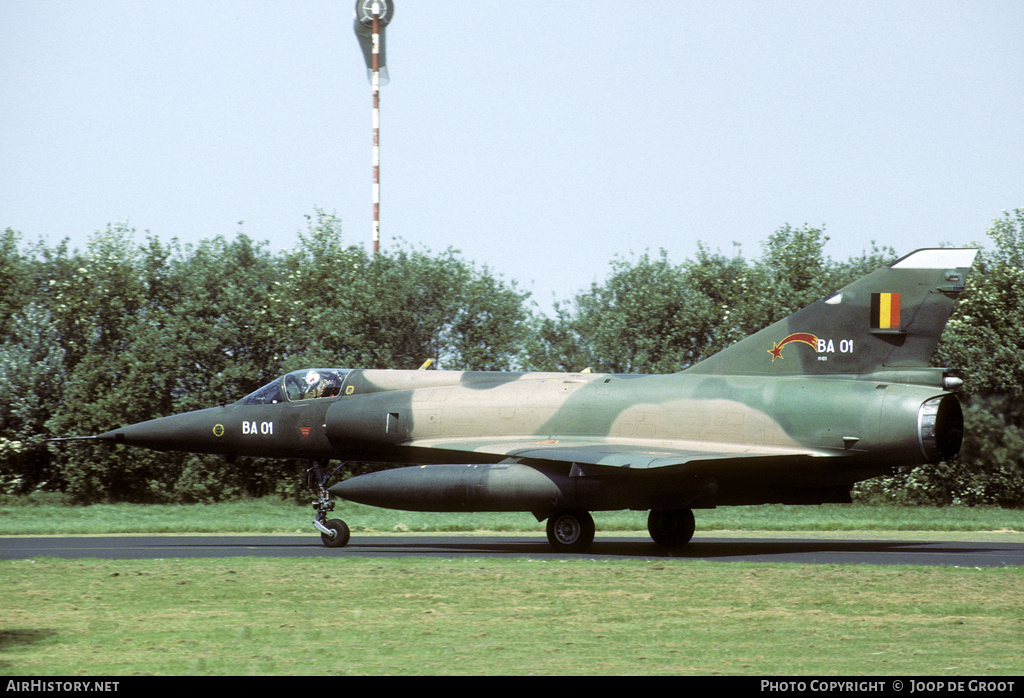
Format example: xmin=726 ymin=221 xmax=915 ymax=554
xmin=768 ymin=333 xmax=819 ymax=361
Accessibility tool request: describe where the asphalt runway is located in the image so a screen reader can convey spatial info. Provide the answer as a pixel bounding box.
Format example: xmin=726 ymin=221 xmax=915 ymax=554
xmin=2 ymin=533 xmax=1023 ymax=566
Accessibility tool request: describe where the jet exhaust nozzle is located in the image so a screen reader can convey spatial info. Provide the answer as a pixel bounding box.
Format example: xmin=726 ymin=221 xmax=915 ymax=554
xmin=918 ymin=394 xmax=963 ymax=462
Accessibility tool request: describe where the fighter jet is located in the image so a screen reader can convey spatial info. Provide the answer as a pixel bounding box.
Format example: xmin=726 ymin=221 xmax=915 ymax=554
xmin=82 ymin=248 xmax=977 ymax=552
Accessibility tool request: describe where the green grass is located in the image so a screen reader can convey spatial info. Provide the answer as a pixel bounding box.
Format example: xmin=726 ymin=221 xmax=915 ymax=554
xmin=2 ymin=500 xmax=1022 ymax=676
xmin=0 ymin=498 xmax=1022 ymax=535
xmin=2 ymin=557 xmax=1022 ymax=676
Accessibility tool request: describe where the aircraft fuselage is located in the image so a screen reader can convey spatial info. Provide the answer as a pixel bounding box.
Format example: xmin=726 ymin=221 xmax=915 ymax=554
xmin=100 ymin=366 xmax=961 ymax=508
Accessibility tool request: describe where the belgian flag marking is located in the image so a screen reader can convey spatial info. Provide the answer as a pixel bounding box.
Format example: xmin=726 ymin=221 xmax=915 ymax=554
xmin=870 ymin=292 xmax=900 ymax=329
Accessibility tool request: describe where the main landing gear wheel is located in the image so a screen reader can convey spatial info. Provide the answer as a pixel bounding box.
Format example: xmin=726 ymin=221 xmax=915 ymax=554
xmin=546 ymin=510 xmax=595 ymax=553
xmin=320 ymin=518 xmax=351 ymax=549
xmin=647 ymin=508 xmax=696 ymax=549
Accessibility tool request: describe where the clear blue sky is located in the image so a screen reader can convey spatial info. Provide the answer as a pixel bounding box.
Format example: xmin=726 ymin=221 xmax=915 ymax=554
xmin=2 ymin=1 xmax=1021 ymax=312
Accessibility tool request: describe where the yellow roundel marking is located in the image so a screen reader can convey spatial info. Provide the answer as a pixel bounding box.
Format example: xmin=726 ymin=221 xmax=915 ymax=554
xmin=345 ymin=385 xmax=355 ymax=395
xmin=213 ymin=424 xmax=225 ymax=438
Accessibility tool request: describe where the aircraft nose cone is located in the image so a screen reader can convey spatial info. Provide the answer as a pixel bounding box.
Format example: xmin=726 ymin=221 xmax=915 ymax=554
xmin=98 ymin=408 xmax=229 ymax=454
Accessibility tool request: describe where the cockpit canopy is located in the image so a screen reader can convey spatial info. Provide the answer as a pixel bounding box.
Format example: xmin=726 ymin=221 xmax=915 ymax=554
xmin=241 ymin=369 xmax=352 ymax=405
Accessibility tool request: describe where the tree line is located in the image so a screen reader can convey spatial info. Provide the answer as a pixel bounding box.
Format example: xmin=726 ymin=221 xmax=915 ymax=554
xmin=1 ymin=209 xmax=1022 ymax=506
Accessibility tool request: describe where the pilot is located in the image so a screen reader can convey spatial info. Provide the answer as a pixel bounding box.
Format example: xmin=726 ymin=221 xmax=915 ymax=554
xmin=301 ymin=370 xmax=327 ymax=399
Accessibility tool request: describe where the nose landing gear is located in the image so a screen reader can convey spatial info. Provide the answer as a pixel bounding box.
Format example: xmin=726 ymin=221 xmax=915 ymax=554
xmin=308 ymin=460 xmax=350 ymax=549
xmin=318 ymin=513 xmax=350 ymax=548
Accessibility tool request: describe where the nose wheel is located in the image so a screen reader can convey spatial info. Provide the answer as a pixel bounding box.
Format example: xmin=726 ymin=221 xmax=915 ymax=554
xmin=308 ymin=460 xmax=350 ymax=548
xmin=319 ymin=516 xmax=350 ymax=548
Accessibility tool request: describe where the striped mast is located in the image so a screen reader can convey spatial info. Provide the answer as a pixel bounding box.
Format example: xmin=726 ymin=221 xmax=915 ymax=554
xmin=354 ymin=1 xmax=392 ymax=254
xmin=371 ymin=2 xmax=381 ymax=255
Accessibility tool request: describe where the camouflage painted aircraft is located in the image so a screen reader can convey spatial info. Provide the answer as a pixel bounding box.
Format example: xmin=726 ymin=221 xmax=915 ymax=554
xmin=85 ymin=248 xmax=977 ymax=552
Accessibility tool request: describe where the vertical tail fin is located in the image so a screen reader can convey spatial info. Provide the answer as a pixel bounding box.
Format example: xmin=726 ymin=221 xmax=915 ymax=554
xmin=685 ymin=248 xmax=978 ymax=377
